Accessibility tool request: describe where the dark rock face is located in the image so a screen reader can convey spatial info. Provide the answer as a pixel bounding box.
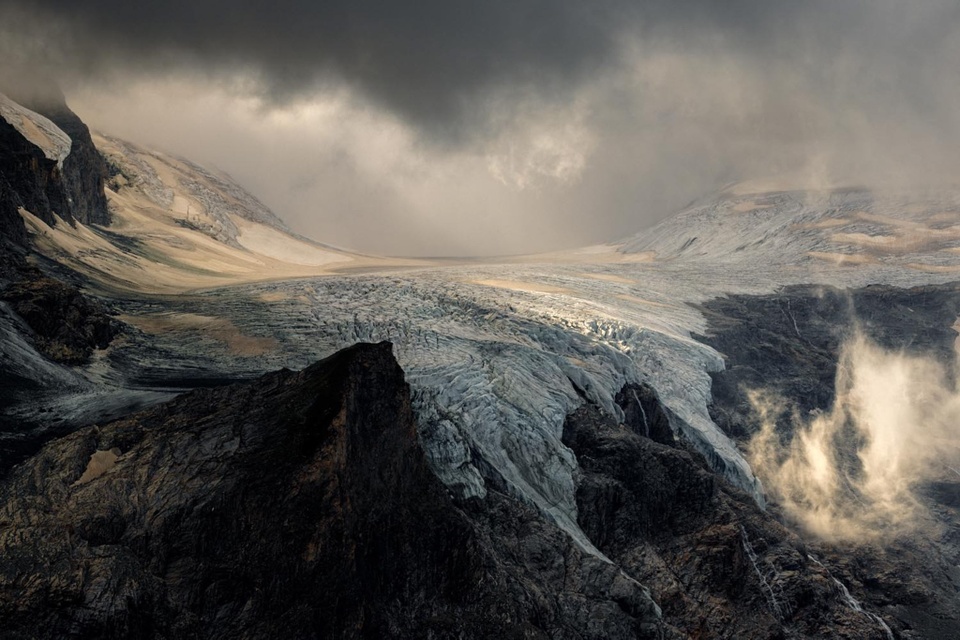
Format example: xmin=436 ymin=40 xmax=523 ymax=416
xmin=563 ymin=396 xmax=890 ymax=639
xmin=0 ymin=170 xmax=27 ymax=250
xmin=24 ymin=89 xmax=111 ymax=226
xmin=697 ymin=282 xmax=960 ymax=639
xmin=0 ymin=112 xmax=72 ymax=231
xmin=0 ymin=84 xmax=110 ymax=246
xmin=615 ymin=382 xmax=676 ymax=446
xmin=698 ymin=283 xmax=960 ymax=440
xmin=0 ymin=342 xmax=662 ymax=639
xmin=1 ymin=267 xmax=121 ymax=365
xmin=0 ymin=174 xmax=29 ymax=284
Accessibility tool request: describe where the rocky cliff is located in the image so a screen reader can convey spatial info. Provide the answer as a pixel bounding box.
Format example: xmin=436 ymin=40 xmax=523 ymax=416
xmin=0 ymin=171 xmax=26 ymax=268
xmin=0 ymin=107 xmax=69 ymax=247
xmin=1 ymin=80 xmax=109 ymax=228
xmin=565 ymin=393 xmax=892 ymax=639
xmin=0 ymin=84 xmax=110 ymax=272
xmin=0 ymin=339 xmax=908 ymax=638
xmin=0 ymin=87 xmax=122 ymax=425
xmin=0 ymin=342 xmax=664 ymax=639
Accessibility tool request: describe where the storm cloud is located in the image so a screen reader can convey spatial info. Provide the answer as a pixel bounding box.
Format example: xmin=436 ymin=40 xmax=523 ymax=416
xmin=1 ymin=0 xmax=959 ymax=254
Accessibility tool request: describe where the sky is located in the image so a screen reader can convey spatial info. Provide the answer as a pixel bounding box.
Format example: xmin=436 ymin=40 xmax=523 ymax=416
xmin=1 ymin=1 xmax=959 ymax=256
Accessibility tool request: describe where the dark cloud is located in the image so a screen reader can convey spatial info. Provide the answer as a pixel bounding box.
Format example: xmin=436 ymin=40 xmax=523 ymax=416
xmin=2 ymin=0 xmax=631 ymax=140
xmin=5 ymin=0 xmax=953 ymax=140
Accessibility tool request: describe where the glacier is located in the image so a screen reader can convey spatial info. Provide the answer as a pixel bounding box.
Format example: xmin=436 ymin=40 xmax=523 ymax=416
xmin=121 ymin=187 xmax=959 ymax=555
xmin=13 ymin=172 xmax=960 ymax=559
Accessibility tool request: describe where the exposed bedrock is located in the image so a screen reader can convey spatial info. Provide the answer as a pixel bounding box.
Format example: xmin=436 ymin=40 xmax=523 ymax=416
xmin=697 ymin=282 xmax=960 ymax=639
xmin=1 ymin=267 xmax=121 ymax=365
xmin=1 ymin=80 xmax=110 ymax=228
xmin=0 ymin=110 xmax=70 ymax=236
xmin=565 ymin=386 xmax=891 ymax=639
xmin=0 ymin=337 xmax=910 ymax=638
xmin=0 ymin=342 xmax=663 ymax=639
xmin=699 ymin=282 xmax=960 ymax=440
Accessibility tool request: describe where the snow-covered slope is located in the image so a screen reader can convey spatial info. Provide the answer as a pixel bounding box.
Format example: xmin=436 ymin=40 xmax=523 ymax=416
xmin=619 ymin=186 xmax=960 ymax=282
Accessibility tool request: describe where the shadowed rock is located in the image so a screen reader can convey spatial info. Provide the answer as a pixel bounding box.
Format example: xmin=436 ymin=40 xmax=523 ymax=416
xmin=1 ymin=80 xmax=109 ymax=228
xmin=697 ymin=283 xmax=960 ymax=639
xmin=0 ymin=341 xmax=662 ymax=639
xmin=564 ymin=391 xmax=893 ymax=639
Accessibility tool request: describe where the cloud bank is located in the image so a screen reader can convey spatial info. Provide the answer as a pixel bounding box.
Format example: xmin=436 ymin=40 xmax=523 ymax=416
xmin=2 ymin=1 xmax=959 ymax=254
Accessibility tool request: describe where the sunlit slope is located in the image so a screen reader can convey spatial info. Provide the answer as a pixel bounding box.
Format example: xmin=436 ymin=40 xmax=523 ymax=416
xmin=617 ymin=185 xmax=960 ymax=279
xmin=20 ymin=133 xmax=426 ymax=293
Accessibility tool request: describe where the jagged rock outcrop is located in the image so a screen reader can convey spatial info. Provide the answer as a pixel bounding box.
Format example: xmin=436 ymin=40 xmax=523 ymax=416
xmin=22 ymin=90 xmax=110 ymax=226
xmin=615 ymin=382 xmax=676 ymax=446
xmin=0 ymin=173 xmax=27 ymax=281
xmin=1 ymin=80 xmax=110 ymax=228
xmin=564 ymin=393 xmax=892 ymax=639
xmin=1 ymin=267 xmax=120 ymax=364
xmin=0 ymin=82 xmax=112 ymax=338
xmin=0 ymin=108 xmax=72 ymax=234
xmin=0 ymin=171 xmax=26 ymax=250
xmin=0 ymin=342 xmax=662 ymax=639
xmin=0 ymin=83 xmax=110 ymax=272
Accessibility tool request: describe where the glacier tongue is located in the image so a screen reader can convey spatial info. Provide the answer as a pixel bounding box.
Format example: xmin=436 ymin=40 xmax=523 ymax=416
xmin=250 ymin=269 xmax=768 ymax=553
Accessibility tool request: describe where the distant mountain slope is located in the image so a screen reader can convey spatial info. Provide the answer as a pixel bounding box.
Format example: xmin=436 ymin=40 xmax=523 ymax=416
xmin=19 ymin=132 xmax=425 ymax=293
xmin=617 ymin=185 xmax=960 ymax=283
xmin=98 ymin=134 xmax=290 ymax=242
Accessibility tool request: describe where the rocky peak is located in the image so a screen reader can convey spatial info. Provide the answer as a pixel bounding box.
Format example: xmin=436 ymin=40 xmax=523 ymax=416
xmin=0 ymin=341 xmax=664 ymax=639
xmin=11 ymin=82 xmax=111 ymax=227
xmin=0 ymin=78 xmax=110 ymax=253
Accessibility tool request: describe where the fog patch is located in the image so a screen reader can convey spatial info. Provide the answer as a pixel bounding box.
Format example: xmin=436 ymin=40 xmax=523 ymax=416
xmin=748 ymin=332 xmax=960 ymax=542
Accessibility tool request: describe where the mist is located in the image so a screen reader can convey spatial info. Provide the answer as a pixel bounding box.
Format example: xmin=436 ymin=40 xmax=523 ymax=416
xmin=2 ymin=1 xmax=960 ymax=255
xmin=748 ymin=332 xmax=960 ymax=543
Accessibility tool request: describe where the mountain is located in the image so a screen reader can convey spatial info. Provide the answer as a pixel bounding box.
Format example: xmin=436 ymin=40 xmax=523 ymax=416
xmin=0 ymin=342 xmax=895 ymax=639
xmin=25 ymin=132 xmax=419 ymax=294
xmin=2 ymin=89 xmax=959 ymax=638
xmin=0 ymin=342 xmax=661 ymax=638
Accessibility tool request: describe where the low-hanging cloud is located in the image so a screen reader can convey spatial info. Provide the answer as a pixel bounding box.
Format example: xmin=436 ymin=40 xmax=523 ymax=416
xmin=748 ymin=332 xmax=960 ymax=543
xmin=2 ymin=1 xmax=960 ymax=254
